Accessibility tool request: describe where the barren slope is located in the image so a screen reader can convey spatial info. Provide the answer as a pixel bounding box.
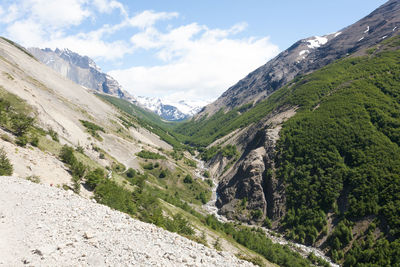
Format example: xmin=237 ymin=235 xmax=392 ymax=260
xmin=0 ymin=176 xmax=253 ymax=267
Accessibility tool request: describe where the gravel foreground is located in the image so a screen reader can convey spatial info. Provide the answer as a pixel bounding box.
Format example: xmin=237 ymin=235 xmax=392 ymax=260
xmin=0 ymin=176 xmax=253 ymax=267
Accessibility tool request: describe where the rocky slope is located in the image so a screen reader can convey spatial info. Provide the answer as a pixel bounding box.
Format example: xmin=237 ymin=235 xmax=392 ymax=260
xmin=0 ymin=176 xmax=253 ymax=267
xmin=0 ymin=37 xmax=172 ymax=173
xmin=28 ymin=47 xmax=134 ymax=101
xmin=200 ymin=0 xmax=400 ymax=117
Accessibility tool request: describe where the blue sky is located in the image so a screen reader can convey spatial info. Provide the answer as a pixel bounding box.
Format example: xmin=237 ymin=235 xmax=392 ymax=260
xmin=0 ymin=0 xmax=387 ymax=104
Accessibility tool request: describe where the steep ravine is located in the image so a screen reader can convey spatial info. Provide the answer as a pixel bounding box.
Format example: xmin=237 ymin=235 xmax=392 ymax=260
xmin=197 ymin=157 xmax=339 ymax=267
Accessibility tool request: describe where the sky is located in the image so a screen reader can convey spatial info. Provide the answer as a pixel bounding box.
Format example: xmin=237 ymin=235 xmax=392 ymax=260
xmin=0 ymin=0 xmax=387 ymax=104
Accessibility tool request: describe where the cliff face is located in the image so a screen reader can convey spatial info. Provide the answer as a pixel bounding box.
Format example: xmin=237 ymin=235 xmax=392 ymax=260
xmin=215 ymin=107 xmax=296 ymax=223
xmin=200 ymin=0 xmax=400 ymax=117
xmin=27 ymin=47 xmax=134 ymax=101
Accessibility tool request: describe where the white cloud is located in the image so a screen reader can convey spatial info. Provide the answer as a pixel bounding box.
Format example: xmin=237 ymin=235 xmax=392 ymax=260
xmin=109 ymin=24 xmax=279 ymax=101
xmin=6 ymin=20 xmax=45 ymax=46
xmin=127 ymin=10 xmax=179 ymax=29
xmin=27 ymin=0 xmax=91 ymax=28
xmin=0 ymin=0 xmax=280 ymax=103
xmin=92 ymin=0 xmax=127 ymax=16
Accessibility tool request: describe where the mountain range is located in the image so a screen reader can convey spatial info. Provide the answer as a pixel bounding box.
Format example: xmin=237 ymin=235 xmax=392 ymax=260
xmin=28 ymin=47 xmax=204 ymax=121
xmin=1 ymin=0 xmax=400 ymax=266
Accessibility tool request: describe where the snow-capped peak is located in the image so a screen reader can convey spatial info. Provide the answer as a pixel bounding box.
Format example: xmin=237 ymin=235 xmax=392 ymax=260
xmin=135 ymin=96 xmax=207 ymax=121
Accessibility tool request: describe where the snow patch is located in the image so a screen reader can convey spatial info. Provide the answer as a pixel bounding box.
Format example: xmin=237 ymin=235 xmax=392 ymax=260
xmin=382 ymin=35 xmax=388 ymax=39
xmin=358 ymin=37 xmax=364 ymax=42
xmin=307 ymin=36 xmax=328 ymax=49
xmin=393 ymin=26 xmax=397 ymax=31
xmin=334 ymin=32 xmax=342 ymax=38
xmin=364 ymin=26 xmax=370 ymax=33
xmin=299 ymin=50 xmax=310 ymax=56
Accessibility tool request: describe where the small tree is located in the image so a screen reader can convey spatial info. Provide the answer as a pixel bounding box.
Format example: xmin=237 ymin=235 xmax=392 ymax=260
xmin=11 ymin=114 xmax=34 ymax=136
xmin=0 ymin=148 xmax=13 ymax=175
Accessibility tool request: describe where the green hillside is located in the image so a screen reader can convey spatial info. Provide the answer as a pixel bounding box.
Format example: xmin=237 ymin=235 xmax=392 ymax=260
xmin=97 ymin=94 xmax=186 ymax=149
xmin=175 ymin=36 xmax=400 ymax=265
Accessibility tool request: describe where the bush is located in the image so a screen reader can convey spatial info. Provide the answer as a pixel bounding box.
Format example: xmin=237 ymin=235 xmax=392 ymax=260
xmin=143 ymin=163 xmax=154 ymax=170
xmin=30 ymin=136 xmax=39 ymax=147
xmin=159 ymin=170 xmax=167 ymax=178
xmin=183 ymin=174 xmax=193 ymax=184
xmin=137 ymin=150 xmax=166 ymax=159
xmin=85 ymin=168 xmax=105 ymax=190
xmin=11 ymin=114 xmax=34 ymax=136
xmin=60 ymin=145 xmax=76 ymax=165
xmin=15 ymin=135 xmax=28 ymax=147
xmin=48 ymin=129 xmax=59 ymax=142
xmin=26 ymin=175 xmax=40 ymax=183
xmin=126 ymin=168 xmax=136 ymax=178
xmin=0 ymin=148 xmax=13 ymax=175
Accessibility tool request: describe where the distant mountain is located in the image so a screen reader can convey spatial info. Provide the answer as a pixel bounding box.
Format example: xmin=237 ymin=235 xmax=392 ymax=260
xmin=135 ymin=96 xmax=206 ymax=121
xmin=28 ymin=48 xmax=205 ymax=121
xmin=28 ymin=47 xmax=135 ymax=101
xmin=200 ymin=0 xmax=400 ymax=117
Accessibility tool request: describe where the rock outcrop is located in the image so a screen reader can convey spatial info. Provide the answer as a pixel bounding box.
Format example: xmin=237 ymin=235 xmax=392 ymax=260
xmin=216 ymin=108 xmax=296 ymax=224
xmin=27 ymin=47 xmax=134 ymax=101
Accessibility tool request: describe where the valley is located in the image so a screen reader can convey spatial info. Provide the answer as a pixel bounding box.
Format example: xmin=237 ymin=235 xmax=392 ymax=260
xmin=0 ymin=0 xmax=399 ymax=266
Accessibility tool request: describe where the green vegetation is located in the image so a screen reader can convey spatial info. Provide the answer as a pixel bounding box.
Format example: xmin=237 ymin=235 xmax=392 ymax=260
xmin=0 ymin=87 xmax=47 ymax=148
xmin=0 ymin=147 xmax=13 ymax=175
xmin=266 ymin=39 xmax=400 ymax=264
xmin=183 ymin=174 xmax=193 ymax=184
xmin=183 ymin=157 xmax=197 ymax=167
xmin=200 ymin=144 xmax=239 ymax=161
xmin=60 ymin=145 xmax=88 ymax=193
xmin=79 ymin=120 xmax=104 ymax=141
xmin=170 ymin=37 xmax=400 ymax=265
xmin=205 ymin=215 xmax=312 ymax=267
xmin=97 ymin=94 xmax=185 ymax=149
xmin=136 ymin=150 xmax=166 ymax=160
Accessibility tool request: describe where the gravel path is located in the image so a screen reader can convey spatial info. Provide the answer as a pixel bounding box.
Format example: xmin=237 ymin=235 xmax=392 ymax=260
xmin=0 ymin=176 xmax=253 ymax=267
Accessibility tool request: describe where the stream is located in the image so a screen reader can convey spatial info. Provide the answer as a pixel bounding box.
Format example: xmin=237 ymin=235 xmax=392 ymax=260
xmin=192 ymin=155 xmax=340 ymax=267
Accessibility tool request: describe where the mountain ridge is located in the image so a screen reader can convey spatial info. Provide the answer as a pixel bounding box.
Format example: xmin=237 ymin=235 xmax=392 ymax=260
xmin=200 ymin=0 xmax=400 ymax=118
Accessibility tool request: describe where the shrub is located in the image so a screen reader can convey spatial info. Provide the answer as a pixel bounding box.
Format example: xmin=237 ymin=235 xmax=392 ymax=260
xmin=11 ymin=114 xmax=34 ymax=136
xmin=48 ymin=129 xmax=59 ymax=142
xmin=85 ymin=168 xmax=105 ymax=190
xmin=183 ymin=174 xmax=193 ymax=184
xmin=0 ymin=148 xmax=13 ymax=175
xmin=143 ymin=163 xmax=154 ymax=170
xmin=159 ymin=170 xmax=167 ymax=178
xmin=251 ymin=209 xmax=263 ymax=220
xmin=15 ymin=135 xmax=28 ymax=147
xmin=26 ymin=175 xmax=40 ymax=183
xmin=30 ymin=136 xmax=39 ymax=147
xmin=60 ymin=145 xmax=76 ymax=165
xmin=137 ymin=150 xmax=166 ymax=159
xmin=126 ymin=168 xmax=136 ymax=178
